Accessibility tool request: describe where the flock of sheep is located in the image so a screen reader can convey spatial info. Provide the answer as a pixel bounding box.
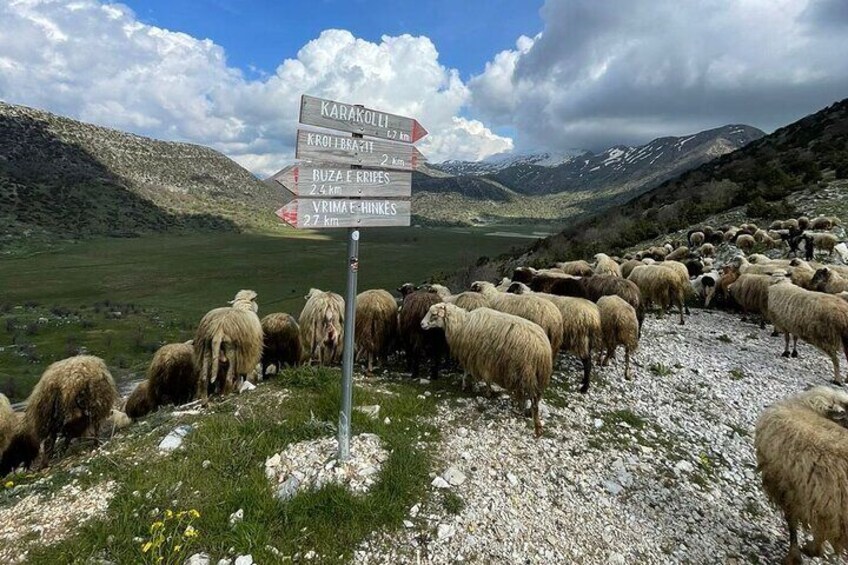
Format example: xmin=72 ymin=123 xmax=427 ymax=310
xmin=0 ymin=214 xmax=847 ymax=562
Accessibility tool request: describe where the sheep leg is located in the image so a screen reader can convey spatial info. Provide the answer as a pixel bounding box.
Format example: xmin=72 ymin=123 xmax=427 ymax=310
xmin=410 ymin=354 xmax=420 ymax=379
xmin=624 ymin=349 xmax=632 ymax=380
xmin=759 ymin=317 xmax=766 ymax=330
xmin=531 ymin=396 xmax=542 ymax=438
xmin=579 ymin=357 xmax=592 ymax=394
xmin=791 ymin=335 xmax=798 ymax=358
xmin=781 ymin=332 xmax=791 ymax=358
xmin=801 ymin=537 xmax=823 ymax=558
xmin=367 ymin=353 xmax=374 ymax=375
xmin=830 ymin=353 xmax=843 ymax=386
xmin=677 ymin=299 xmax=685 ymax=325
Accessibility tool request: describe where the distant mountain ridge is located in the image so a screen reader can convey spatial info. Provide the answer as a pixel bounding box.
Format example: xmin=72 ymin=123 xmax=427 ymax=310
xmin=434 ymin=150 xmax=585 ymax=176
xmin=412 ymin=124 xmax=765 ymax=224
xmin=0 ymin=101 xmax=282 ymax=244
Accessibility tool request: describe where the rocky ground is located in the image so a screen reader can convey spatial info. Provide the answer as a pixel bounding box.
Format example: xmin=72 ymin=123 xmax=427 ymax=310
xmin=2 ymin=307 xmax=847 ymax=564
xmin=358 ymin=308 xmax=844 ymax=564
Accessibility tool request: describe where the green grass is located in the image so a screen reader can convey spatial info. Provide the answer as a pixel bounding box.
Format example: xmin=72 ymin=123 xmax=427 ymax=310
xmin=15 ymin=367 xmax=440 ymax=564
xmin=649 ymin=363 xmax=673 ymax=377
xmin=0 ymin=227 xmax=537 ymax=401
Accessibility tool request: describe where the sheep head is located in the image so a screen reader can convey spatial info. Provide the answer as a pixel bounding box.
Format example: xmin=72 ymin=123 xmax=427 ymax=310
xmin=811 ymin=267 xmax=833 ymax=289
xmin=469 ymin=281 xmax=496 ymax=295
xmin=421 ymin=303 xmax=448 ymax=330
xmin=397 ymin=283 xmax=416 ymax=297
xmin=506 ymin=282 xmax=530 ymax=294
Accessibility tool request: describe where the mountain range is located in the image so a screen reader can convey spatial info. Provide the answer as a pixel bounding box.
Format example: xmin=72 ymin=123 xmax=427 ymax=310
xmin=0 ymin=100 xmax=769 ymax=244
xmin=411 ymin=124 xmax=764 ymax=224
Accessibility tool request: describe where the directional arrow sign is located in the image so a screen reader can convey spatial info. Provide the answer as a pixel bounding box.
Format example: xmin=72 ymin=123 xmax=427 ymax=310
xmin=271 ymin=164 xmax=412 ymax=198
xmin=276 ymin=199 xmax=411 ymax=229
xmin=300 ymin=94 xmax=428 ymax=143
xmin=296 ymin=130 xmax=424 ymax=171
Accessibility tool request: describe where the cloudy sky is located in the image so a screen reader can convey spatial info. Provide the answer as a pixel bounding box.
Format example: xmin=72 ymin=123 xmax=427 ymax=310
xmin=1 ymin=0 xmax=847 ymax=177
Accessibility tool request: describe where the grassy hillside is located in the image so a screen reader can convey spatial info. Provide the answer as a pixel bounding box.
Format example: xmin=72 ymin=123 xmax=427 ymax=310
xmin=0 ymin=226 xmax=541 ymax=401
xmin=0 ymin=102 xmax=284 ymax=247
xmin=523 ymin=98 xmax=848 ymax=264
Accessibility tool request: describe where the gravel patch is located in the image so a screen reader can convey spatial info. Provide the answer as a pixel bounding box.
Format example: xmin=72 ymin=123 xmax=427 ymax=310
xmin=265 ymin=433 xmax=389 ymax=498
xmin=359 ymin=309 xmax=845 ymax=564
xmin=0 ymin=480 xmax=116 ymax=563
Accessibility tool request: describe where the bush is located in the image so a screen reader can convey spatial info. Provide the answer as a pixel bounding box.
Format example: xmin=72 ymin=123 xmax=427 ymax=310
xmin=746 ymin=197 xmax=797 ymax=221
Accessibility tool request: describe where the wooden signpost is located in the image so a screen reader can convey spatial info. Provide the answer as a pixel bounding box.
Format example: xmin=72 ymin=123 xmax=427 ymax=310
xmin=271 ymin=164 xmax=412 ymax=198
xmin=299 ymin=94 xmax=428 ymax=142
xmin=276 ymin=199 xmax=411 ymax=228
xmin=275 ymin=94 xmax=426 ymax=461
xmin=295 ymin=130 xmax=423 ymax=171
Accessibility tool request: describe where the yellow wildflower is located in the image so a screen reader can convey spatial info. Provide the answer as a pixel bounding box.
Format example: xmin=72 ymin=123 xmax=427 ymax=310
xmin=183 ymin=525 xmax=198 ymax=538
xmin=141 ymin=541 xmax=153 ymax=554
xmin=157 ymin=557 xmax=163 ymax=563
xmin=150 ymin=521 xmax=164 ymax=533
xmin=189 ymin=509 xmax=200 ymax=519
xmin=3 ymin=481 xmax=13 ymax=489
xmin=177 ymin=511 xmax=187 ymax=519
xmin=164 ymin=509 xmax=174 ymax=519
xmin=174 ymin=545 xmax=182 ymax=552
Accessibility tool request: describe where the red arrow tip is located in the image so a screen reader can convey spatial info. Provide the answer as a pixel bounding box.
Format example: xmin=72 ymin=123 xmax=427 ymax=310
xmin=412 ymin=120 xmax=428 ymax=142
xmin=275 ymin=202 xmax=298 ymax=227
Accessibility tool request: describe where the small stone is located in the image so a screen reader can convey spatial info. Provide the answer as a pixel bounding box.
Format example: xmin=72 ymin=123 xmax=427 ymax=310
xmin=229 ymin=508 xmax=244 ymax=527
xmin=608 ymin=551 xmax=626 ymax=565
xmin=594 ymin=418 xmax=603 ymax=429
xmin=276 ymin=476 xmax=301 ymax=501
xmin=409 ymin=504 xmax=420 ymax=517
xmin=443 ymin=467 xmax=467 ymax=486
xmin=355 ymin=405 xmax=380 ymax=418
xmin=506 ymin=472 xmax=519 ymax=487
xmin=675 ymin=460 xmax=695 ymax=474
xmin=234 ymin=556 xmax=253 ymax=565
xmin=418 ymin=378 xmax=431 ymax=385
xmin=432 ymin=476 xmax=451 ymax=489
xmin=437 ymin=523 xmax=455 ymax=540
xmin=304 ymin=551 xmax=315 ymax=560
xmin=265 ymin=453 xmax=281 ymax=468
xmin=158 ymin=425 xmax=192 ymax=451
xmin=238 ymin=381 xmax=256 ymax=393
xmin=604 ymin=481 xmax=624 ymax=496
xmin=216 ymin=560 xmax=232 ymax=565
xmin=457 ymin=427 xmax=468 ymax=438
xmin=403 ymin=520 xmax=414 ymax=528
xmin=383 ymin=416 xmax=391 ymax=425
xmin=184 ymin=554 xmax=211 ymax=565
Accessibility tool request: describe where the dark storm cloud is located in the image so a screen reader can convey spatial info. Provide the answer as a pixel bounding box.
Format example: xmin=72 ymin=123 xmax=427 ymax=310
xmin=469 ymin=0 xmax=848 ymax=152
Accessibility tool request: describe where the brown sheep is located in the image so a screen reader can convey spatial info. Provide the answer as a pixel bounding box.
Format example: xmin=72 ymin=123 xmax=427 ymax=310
xmin=728 ymin=274 xmax=775 ymax=329
xmin=597 ymin=295 xmax=639 ymax=379
xmin=555 ymin=260 xmax=594 ymax=277
xmin=124 ymin=380 xmax=155 ymax=420
xmin=755 ymin=386 xmax=848 ymax=563
xmin=0 ymin=394 xmax=17 ymax=459
xmin=355 ymin=289 xmax=398 ymax=373
xmin=2 ymin=356 xmax=119 ymax=475
xmin=398 ymin=290 xmax=447 ymax=379
xmin=195 ymin=290 xmax=263 ymax=401
xmin=261 ymin=313 xmax=302 ymax=375
xmin=299 ymin=288 xmax=344 ymax=366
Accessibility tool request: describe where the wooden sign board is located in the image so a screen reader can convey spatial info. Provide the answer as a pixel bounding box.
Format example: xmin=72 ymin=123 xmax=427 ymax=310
xmin=296 ymin=130 xmax=423 ymax=171
xmin=300 ymin=94 xmax=428 ymax=143
xmin=276 ymin=198 xmax=411 ymax=229
xmin=272 ymin=164 xmax=411 ymax=198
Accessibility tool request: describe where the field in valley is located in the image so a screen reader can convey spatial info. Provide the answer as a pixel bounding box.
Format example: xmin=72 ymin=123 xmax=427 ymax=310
xmin=0 ymin=225 xmax=548 ymax=402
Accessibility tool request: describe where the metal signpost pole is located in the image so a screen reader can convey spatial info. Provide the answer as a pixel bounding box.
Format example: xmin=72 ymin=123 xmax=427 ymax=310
xmin=338 ymin=129 xmax=363 ymax=461
xmin=277 ymin=94 xmax=426 ymax=461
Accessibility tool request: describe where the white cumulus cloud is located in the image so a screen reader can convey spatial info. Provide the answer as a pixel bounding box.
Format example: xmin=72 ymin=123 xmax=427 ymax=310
xmin=0 ymin=1 xmax=512 ymax=176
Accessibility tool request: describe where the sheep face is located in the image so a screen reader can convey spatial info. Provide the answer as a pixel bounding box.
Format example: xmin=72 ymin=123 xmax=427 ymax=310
xmin=811 ymin=267 xmax=833 ymax=288
xmin=420 ymin=303 xmax=448 ymax=330
xmin=397 ymin=283 xmax=416 ymax=297
xmin=506 ymin=282 xmax=530 ymax=294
